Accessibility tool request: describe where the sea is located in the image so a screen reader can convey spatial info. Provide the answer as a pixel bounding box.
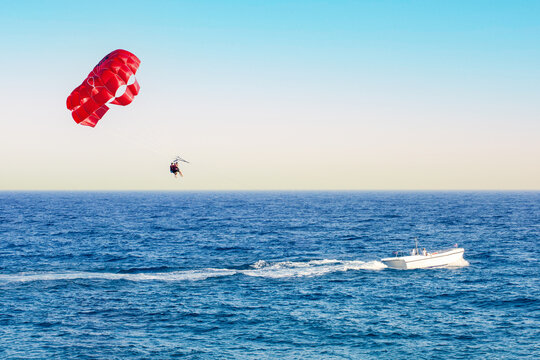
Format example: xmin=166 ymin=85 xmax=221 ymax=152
xmin=0 ymin=191 xmax=538 ymax=359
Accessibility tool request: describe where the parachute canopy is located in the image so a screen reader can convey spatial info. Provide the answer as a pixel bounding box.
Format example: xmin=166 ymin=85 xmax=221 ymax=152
xmin=67 ymin=49 xmax=141 ymax=127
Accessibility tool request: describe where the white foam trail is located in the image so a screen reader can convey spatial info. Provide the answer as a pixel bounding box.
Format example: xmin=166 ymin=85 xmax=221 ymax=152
xmin=443 ymin=258 xmax=470 ymax=268
xmin=0 ymin=259 xmax=387 ymax=283
xmin=243 ymin=259 xmax=386 ymax=278
xmin=0 ymin=269 xmax=236 ymax=283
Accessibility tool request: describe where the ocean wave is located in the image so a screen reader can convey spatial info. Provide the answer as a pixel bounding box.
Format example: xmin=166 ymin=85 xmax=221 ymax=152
xmin=0 ymin=259 xmax=386 ymax=283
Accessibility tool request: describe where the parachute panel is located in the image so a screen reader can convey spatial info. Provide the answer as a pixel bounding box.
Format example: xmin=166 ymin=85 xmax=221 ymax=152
xmin=67 ymin=49 xmax=140 ymax=127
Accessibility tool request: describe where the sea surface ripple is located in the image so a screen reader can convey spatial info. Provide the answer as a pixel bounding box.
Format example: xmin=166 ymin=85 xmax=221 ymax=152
xmin=0 ymin=191 xmax=538 ymax=359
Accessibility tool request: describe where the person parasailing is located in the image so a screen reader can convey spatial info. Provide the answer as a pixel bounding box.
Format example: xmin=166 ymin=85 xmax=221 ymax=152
xmin=170 ymin=161 xmax=182 ymax=178
xmin=170 ymin=156 xmax=189 ymax=178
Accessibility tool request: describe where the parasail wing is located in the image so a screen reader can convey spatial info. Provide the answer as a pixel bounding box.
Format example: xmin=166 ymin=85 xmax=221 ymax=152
xmin=67 ymin=49 xmax=141 ymax=127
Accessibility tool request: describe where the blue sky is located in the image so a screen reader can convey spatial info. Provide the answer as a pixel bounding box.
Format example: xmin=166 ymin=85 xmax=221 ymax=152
xmin=1 ymin=1 xmax=539 ymax=190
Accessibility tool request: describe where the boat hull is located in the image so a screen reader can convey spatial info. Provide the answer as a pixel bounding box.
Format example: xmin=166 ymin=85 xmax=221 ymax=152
xmin=381 ymin=248 xmax=465 ymax=270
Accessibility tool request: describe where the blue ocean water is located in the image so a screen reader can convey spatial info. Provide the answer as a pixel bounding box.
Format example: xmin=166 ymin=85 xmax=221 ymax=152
xmin=0 ymin=191 xmax=538 ymax=359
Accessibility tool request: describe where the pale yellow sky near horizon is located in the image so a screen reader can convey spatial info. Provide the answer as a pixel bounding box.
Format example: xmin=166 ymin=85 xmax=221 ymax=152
xmin=2 ymin=67 xmax=539 ymax=191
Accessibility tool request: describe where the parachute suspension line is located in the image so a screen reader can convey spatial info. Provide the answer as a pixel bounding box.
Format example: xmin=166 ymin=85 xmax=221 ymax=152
xmin=174 ymin=156 xmax=190 ymax=164
xmin=104 ymin=120 xmax=178 ymax=162
xmin=119 ymin=124 xmax=186 ymax=163
xmin=107 ymin=127 xmax=166 ymax=158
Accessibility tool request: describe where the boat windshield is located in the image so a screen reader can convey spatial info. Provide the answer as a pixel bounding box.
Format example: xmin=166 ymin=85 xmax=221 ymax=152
xmin=392 ymin=251 xmax=407 ymax=257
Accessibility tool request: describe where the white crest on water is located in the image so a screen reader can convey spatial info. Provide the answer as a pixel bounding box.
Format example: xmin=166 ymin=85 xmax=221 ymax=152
xmin=0 ymin=259 xmax=387 ymax=283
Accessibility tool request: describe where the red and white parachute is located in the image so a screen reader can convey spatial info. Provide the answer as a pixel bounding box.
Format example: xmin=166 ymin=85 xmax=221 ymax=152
xmin=66 ymin=49 xmax=141 ymax=127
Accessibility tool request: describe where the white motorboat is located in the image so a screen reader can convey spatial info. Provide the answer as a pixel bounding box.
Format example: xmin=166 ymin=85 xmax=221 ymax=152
xmin=381 ymin=240 xmax=468 ymax=270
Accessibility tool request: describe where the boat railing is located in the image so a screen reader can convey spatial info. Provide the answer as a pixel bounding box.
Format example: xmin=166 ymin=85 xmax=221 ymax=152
xmin=433 ymin=245 xmax=461 ymax=253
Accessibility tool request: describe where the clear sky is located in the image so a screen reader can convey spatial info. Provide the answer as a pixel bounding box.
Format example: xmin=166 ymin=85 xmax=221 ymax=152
xmin=1 ymin=0 xmax=539 ymax=190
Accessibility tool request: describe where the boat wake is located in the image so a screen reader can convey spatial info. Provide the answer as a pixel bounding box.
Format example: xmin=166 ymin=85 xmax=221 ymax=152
xmin=0 ymin=259 xmax=387 ymax=283
xmin=243 ymin=259 xmax=386 ymax=278
xmin=444 ymin=258 xmax=470 ymax=268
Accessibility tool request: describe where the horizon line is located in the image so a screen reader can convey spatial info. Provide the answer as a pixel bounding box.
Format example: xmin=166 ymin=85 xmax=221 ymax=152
xmin=1 ymin=189 xmax=539 ymax=193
